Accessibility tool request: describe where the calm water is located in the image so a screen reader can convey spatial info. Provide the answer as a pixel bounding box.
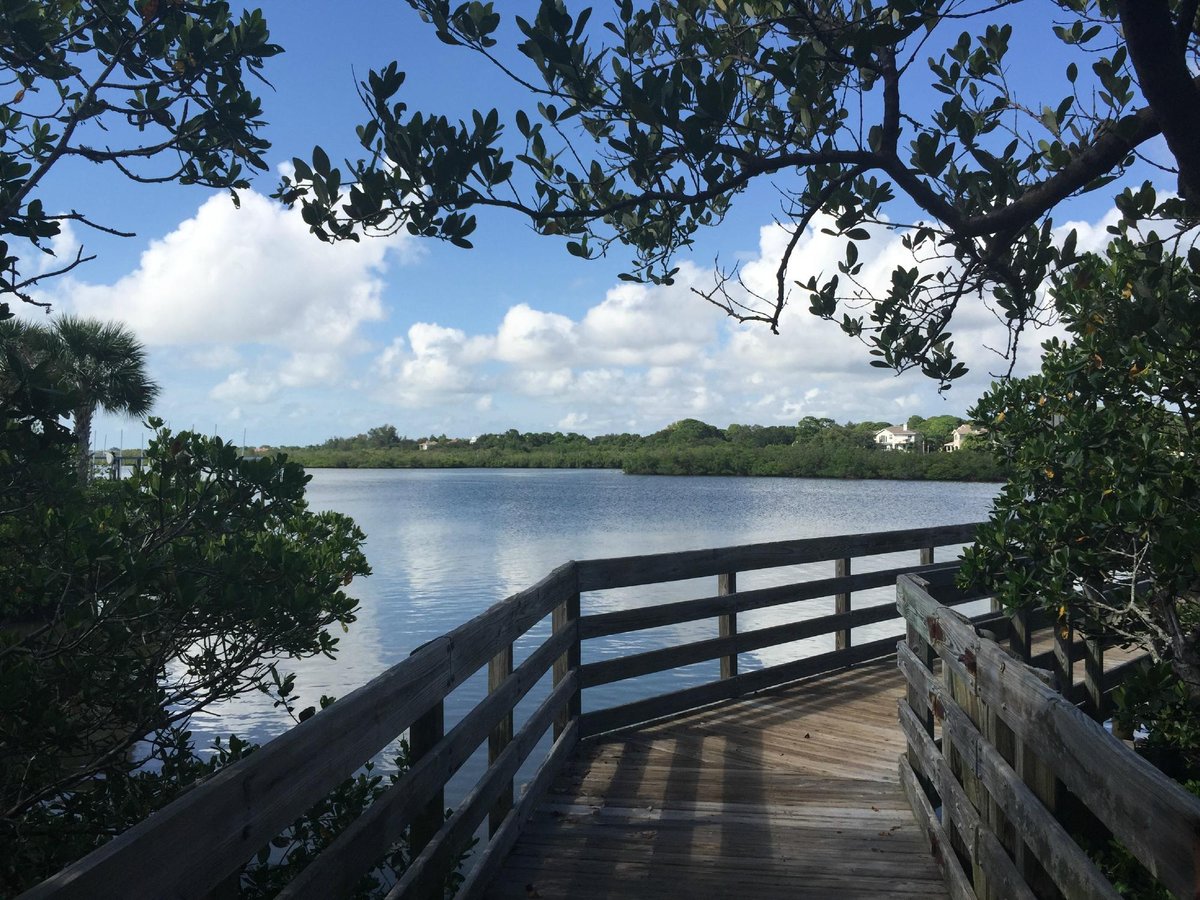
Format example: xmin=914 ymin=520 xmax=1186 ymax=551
xmin=191 ymin=468 xmax=998 ymax=800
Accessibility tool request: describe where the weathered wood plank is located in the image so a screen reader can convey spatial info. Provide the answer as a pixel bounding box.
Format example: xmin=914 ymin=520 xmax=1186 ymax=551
xmin=1009 ymin=608 xmax=1032 ymax=663
xmin=1083 ymin=635 xmax=1105 ymax=720
xmin=458 ymin=720 xmax=581 ymax=900
xmin=718 ymin=572 xmax=737 ymax=680
xmin=408 ymin=698 xmax=445 ymax=868
xmin=577 ymin=523 xmax=980 ymax=591
xmin=275 ymin=625 xmax=576 ymax=899
xmin=898 ymin=642 xmax=1120 ymax=900
xmin=488 ymin=645 xmax=514 ymax=836
xmin=24 ymin=561 xmax=579 ymax=900
xmin=898 ymin=574 xmax=1200 ymax=900
xmin=1053 ymin=613 xmax=1073 ymax=695
xmin=488 ymin=658 xmax=946 ymax=900
xmin=580 ymin=635 xmax=900 ymax=737
xmin=579 ymin=561 xmax=963 ymax=639
xmin=898 ymin=755 xmax=975 ymax=900
xmin=834 ymin=558 xmax=852 ymax=651
xmin=552 ymin=591 xmax=582 ymax=740
xmin=898 ymin=701 xmax=1037 ymax=900
xmin=580 ymin=601 xmax=905 ymax=688
xmin=390 ymin=672 xmax=579 ymax=900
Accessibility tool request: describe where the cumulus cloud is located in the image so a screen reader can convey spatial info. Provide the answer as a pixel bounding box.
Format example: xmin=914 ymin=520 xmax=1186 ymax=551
xmin=340 ymin=207 xmax=1113 ymax=436
xmin=59 ymin=190 xmax=409 ymax=354
xmin=65 ymin=186 xmax=1127 ymax=443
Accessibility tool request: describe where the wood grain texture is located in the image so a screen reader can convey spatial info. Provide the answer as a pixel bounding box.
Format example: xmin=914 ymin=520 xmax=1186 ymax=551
xmin=275 ymin=627 xmax=575 ymax=899
xmin=576 ymin=523 xmax=980 ymax=591
xmin=579 ymin=561 xmax=960 ymax=639
xmin=899 ymin=700 xmax=1036 ymax=900
xmin=459 ymin=722 xmax=581 ymax=900
xmin=489 ymin=645 xmax=515 ymax=836
xmin=897 ymin=642 xmax=1121 ymax=900
xmin=717 ymin=572 xmax=737 ymax=680
xmin=21 ymin=563 xmax=578 ymax=900
xmin=899 ymin=756 xmax=975 ymax=900
xmin=579 ymin=635 xmax=902 ymax=737
xmin=481 ymin=658 xmax=949 ymax=900
xmin=898 ymin=574 xmax=1200 ymax=900
xmin=834 ymin=557 xmax=852 ymax=651
xmin=392 ymin=673 xmax=580 ymax=900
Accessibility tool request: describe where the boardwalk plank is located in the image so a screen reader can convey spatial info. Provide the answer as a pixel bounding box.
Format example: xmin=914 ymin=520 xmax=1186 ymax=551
xmin=481 ymin=658 xmax=949 ymax=900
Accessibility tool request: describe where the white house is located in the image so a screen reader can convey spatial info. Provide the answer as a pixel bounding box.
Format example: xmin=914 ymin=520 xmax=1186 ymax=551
xmin=944 ymin=424 xmax=986 ymax=452
xmin=875 ymin=425 xmax=923 ymax=451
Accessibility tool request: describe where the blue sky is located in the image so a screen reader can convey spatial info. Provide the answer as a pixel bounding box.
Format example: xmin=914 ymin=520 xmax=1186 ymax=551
xmin=24 ymin=2 xmax=1156 ymax=447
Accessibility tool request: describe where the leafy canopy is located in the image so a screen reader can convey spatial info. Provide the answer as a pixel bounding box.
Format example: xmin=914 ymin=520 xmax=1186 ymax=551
xmin=0 ymin=0 xmax=280 ymax=316
xmin=0 ymin=355 xmax=369 ymax=888
xmin=963 ymin=215 xmax=1200 ymax=699
xmin=279 ymin=0 xmax=1200 ymax=386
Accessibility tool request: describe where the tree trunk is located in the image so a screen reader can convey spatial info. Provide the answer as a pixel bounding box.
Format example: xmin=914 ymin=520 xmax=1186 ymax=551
xmin=1118 ymin=0 xmax=1200 ymax=202
xmin=74 ymin=405 xmax=94 ymax=484
xmin=1150 ymin=589 xmax=1200 ymax=703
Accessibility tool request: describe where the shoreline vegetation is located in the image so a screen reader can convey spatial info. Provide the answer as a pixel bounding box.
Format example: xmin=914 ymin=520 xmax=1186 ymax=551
xmin=282 ymin=416 xmax=1004 ymax=482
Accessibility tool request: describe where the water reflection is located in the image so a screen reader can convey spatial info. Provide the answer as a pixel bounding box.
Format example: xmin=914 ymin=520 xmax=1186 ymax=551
xmin=191 ymin=469 xmax=998 ymax=795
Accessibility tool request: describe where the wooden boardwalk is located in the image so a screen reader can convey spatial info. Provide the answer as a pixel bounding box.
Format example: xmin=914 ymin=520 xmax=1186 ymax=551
xmin=483 ymin=658 xmax=948 ymax=899
xmin=36 ymin=527 xmax=1170 ymax=900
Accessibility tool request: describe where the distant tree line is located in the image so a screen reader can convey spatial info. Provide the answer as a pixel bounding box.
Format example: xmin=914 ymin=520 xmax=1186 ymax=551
xmin=289 ymin=415 xmax=1003 ymax=482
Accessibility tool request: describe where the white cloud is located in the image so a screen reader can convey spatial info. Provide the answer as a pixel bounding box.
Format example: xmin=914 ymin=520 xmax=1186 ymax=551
xmin=185 ymin=346 xmax=242 ymax=370
xmin=494 ymin=304 xmax=576 ymax=366
xmin=343 ymin=208 xmax=1104 ymax=435
xmin=60 ymin=190 xmax=408 ymax=353
xmin=211 ymin=370 xmax=279 ymax=405
xmin=80 ymin=191 xmax=1129 ymax=443
xmin=373 ymin=325 xmax=490 ymax=406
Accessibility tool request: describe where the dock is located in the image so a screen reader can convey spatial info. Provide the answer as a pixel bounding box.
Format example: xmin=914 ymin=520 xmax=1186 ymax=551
xmin=486 ymin=658 xmax=946 ymax=900
xmin=23 ymin=523 xmax=1200 ymax=900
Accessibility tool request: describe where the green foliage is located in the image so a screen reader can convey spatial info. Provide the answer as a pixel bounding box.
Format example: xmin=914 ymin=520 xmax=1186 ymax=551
xmin=1114 ymin=662 xmax=1200 ymax=776
xmin=907 ymin=414 xmax=966 ymax=452
xmin=0 ymin=387 xmax=369 ymax=890
xmin=649 ymin=417 xmax=727 ymax=445
xmin=962 ymin=227 xmax=1200 ymax=700
xmin=287 ymin=419 xmax=1003 ymax=481
xmin=3 ymin=316 xmax=161 ymax=480
xmin=278 ymin=1 xmax=1199 ymax=386
xmin=0 ymin=0 xmax=280 ymax=314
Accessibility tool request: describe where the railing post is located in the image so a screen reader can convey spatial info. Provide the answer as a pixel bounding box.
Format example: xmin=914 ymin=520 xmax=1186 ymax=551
xmin=1009 ymin=607 xmax=1032 ymax=663
xmin=1053 ymin=610 xmax=1073 ymax=696
xmin=919 ymin=545 xmax=934 ymax=567
xmin=718 ymin=572 xmax=738 ymax=678
xmin=834 ymin=559 xmax=851 ymax=651
xmin=903 ymin=622 xmax=935 ymax=752
xmin=488 ymin=643 xmax=514 ymax=836
xmin=552 ymin=589 xmax=581 ymax=739
xmin=408 ymin=698 xmax=445 ymax=862
xmin=1083 ymin=635 xmax=1105 ymax=720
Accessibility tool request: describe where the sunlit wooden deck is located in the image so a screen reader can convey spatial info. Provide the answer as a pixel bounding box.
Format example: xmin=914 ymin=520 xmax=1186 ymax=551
xmin=33 ymin=526 xmax=1163 ymax=900
xmin=483 ymin=658 xmax=948 ymax=899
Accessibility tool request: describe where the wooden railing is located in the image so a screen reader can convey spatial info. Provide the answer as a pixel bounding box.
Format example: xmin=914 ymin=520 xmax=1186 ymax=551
xmin=25 ymin=522 xmax=981 ymax=900
xmin=897 ymin=571 xmax=1200 ymax=900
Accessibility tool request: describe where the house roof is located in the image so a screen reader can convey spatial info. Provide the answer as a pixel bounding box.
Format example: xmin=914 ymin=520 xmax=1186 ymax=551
xmin=879 ymin=425 xmax=920 ymax=436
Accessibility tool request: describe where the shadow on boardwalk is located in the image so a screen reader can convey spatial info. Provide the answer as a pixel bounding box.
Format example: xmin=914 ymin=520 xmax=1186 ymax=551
xmin=483 ymin=658 xmax=949 ymax=900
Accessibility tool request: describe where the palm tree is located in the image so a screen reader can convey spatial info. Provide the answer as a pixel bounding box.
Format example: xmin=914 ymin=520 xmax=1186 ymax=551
xmin=48 ymin=317 xmax=160 ymax=482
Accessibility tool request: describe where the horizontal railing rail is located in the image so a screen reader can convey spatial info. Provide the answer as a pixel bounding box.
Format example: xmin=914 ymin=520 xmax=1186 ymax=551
xmin=24 ymin=563 xmax=581 ymax=900
xmin=576 ymin=523 xmax=986 ymax=737
xmin=26 ymin=521 xmax=986 ymax=900
xmin=897 ymin=572 xmax=1198 ymax=900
